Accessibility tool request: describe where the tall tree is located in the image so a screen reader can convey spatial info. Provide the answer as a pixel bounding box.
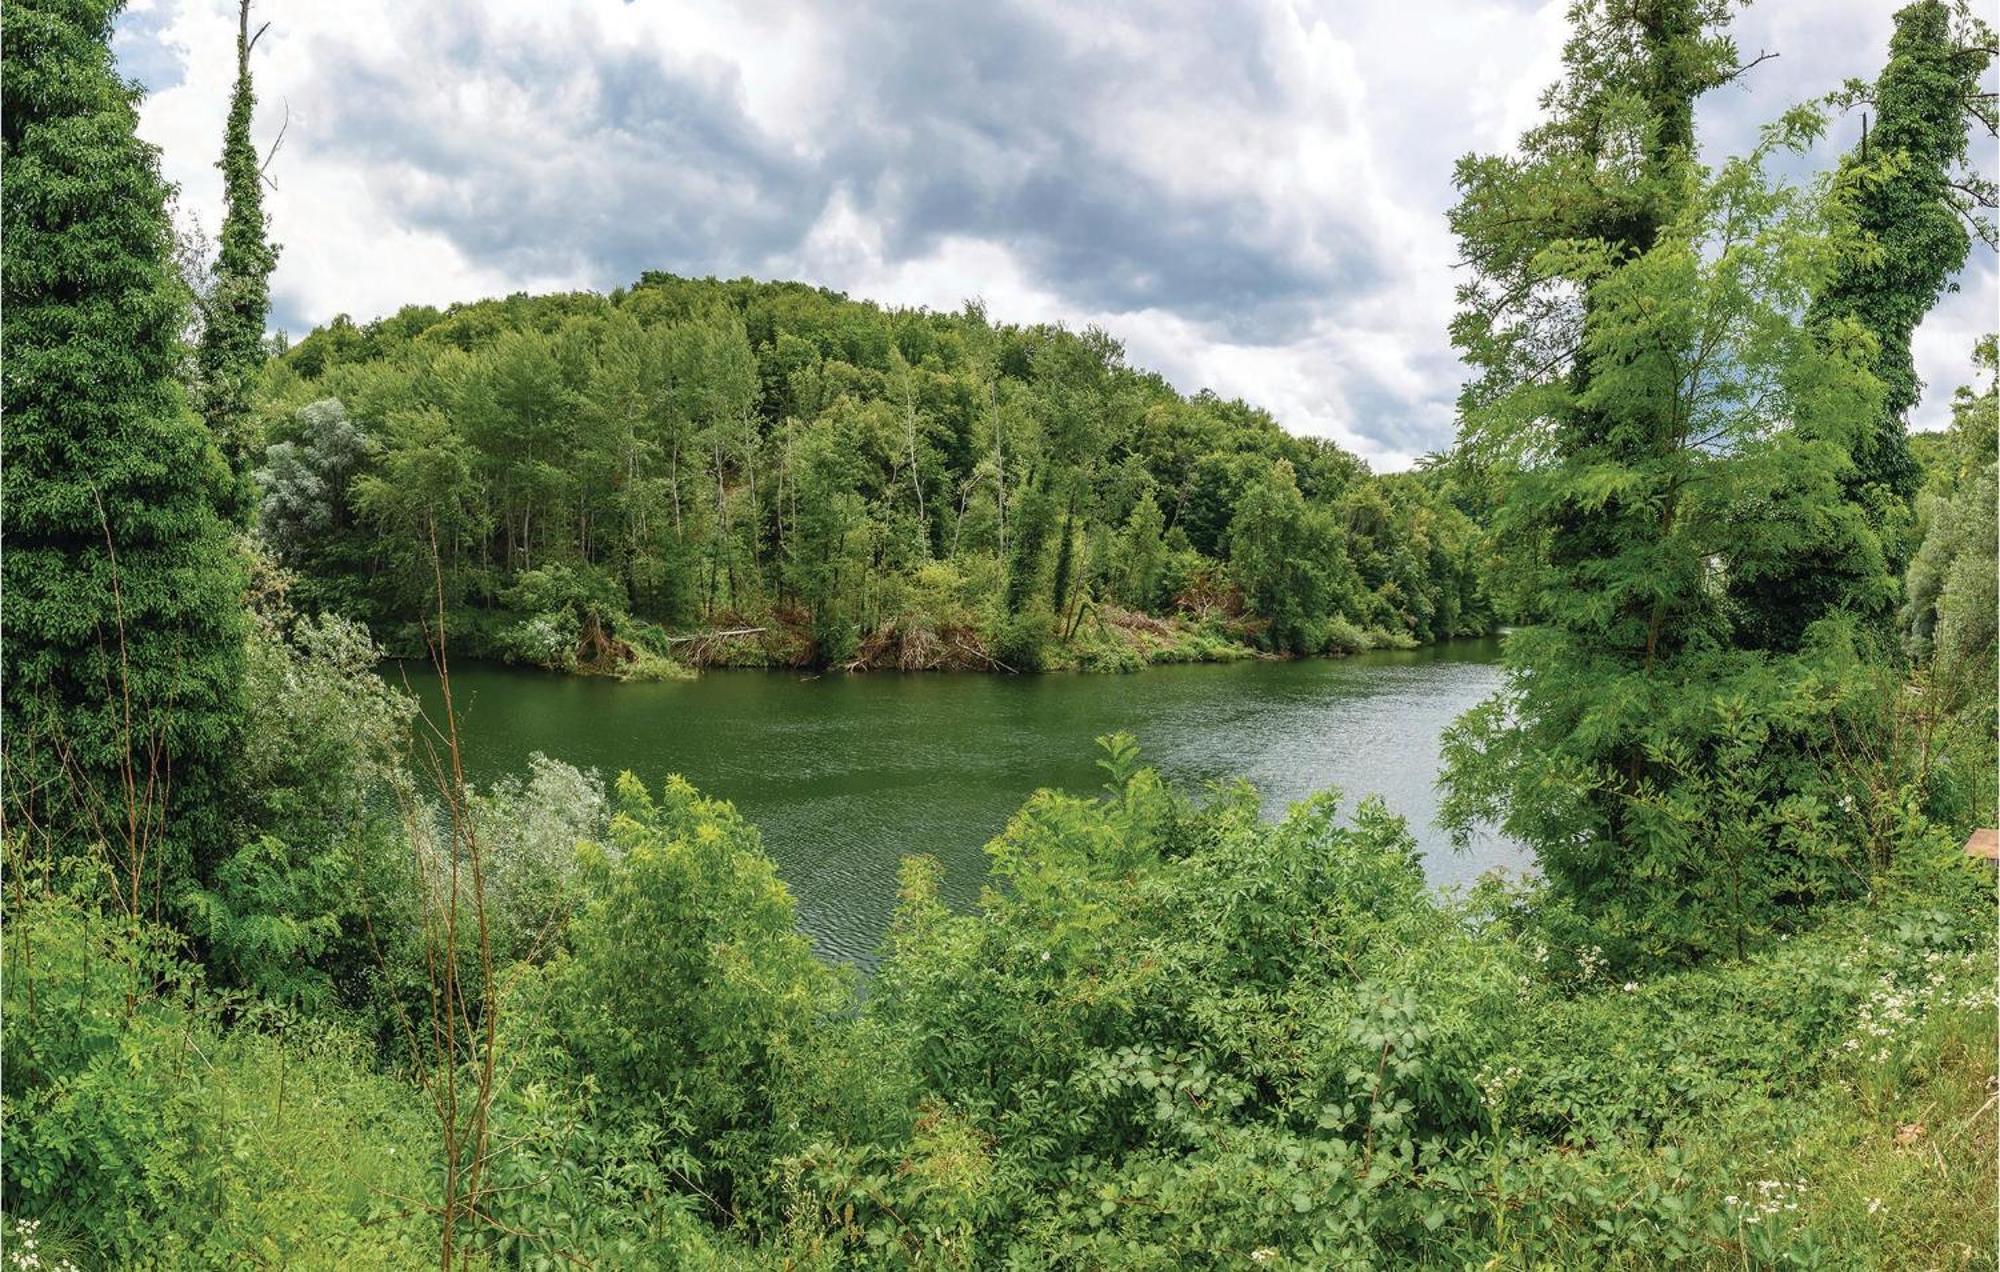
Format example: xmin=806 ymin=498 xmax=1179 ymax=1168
xmin=2 ymin=0 xmax=247 ymax=904
xmin=1730 ymin=2 xmax=1996 ymax=649
xmin=1442 ymin=1 xmax=1884 ymax=966
xmin=197 ymin=0 xmax=279 ymax=525
xmin=1817 ymin=0 xmax=1995 ymax=517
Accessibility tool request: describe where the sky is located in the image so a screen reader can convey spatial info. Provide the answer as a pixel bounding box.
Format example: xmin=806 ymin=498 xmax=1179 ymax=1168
xmin=115 ymin=0 xmax=1998 ymax=470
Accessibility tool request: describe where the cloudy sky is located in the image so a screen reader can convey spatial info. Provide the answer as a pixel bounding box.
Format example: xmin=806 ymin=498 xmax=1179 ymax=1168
xmin=116 ymin=0 xmax=1997 ymax=469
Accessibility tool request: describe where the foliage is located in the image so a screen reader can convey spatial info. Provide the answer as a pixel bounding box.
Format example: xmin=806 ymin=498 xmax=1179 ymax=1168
xmin=1902 ymin=340 xmax=1999 ymax=828
xmin=776 ymin=740 xmax=1995 ymax=1267
xmin=255 ymin=398 xmax=372 ymax=563
xmin=7 ymin=1 xmax=1996 ymax=1267
xmin=7 ymin=735 xmax=1992 ymax=1267
xmin=494 ymin=562 xmax=633 ymax=673
xmin=194 ymin=0 xmax=279 ymax=524
xmin=1442 ymin=0 xmax=1920 ymax=968
xmin=544 ymin=773 xmax=841 ymax=1215
xmin=260 ymin=277 xmax=1494 ymax=670
xmin=472 ymin=752 xmax=607 ymax=964
xmin=1745 ymin=0 xmax=1998 ymax=627
xmin=1815 ymin=0 xmax=1994 ymax=515
xmin=1228 ymin=460 xmax=1347 ymax=653
xmin=1 ymin=892 xmax=437 ymax=1267
xmin=1 ymin=0 xmax=248 ymax=907
xmin=179 ymin=608 xmax=416 ymax=1009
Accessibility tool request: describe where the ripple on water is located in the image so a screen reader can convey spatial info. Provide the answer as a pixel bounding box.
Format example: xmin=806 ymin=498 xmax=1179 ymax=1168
xmin=403 ymin=640 xmax=1530 ymax=969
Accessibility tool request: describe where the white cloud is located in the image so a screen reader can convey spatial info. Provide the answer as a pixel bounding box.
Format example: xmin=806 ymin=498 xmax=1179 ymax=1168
xmin=118 ymin=0 xmax=1997 ymax=466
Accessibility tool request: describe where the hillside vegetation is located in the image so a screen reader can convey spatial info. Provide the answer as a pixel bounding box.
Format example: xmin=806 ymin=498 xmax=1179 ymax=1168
xmin=255 ymin=277 xmax=1494 ymax=674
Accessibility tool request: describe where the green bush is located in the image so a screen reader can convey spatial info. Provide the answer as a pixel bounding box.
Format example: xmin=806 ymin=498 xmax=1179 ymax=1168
xmin=548 ymin=773 xmax=843 ymax=1214
xmin=1 ymin=893 xmax=435 ymax=1267
xmin=989 ymin=607 xmax=1056 ymax=672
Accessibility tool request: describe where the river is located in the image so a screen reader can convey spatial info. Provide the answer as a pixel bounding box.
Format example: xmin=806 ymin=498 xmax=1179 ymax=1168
xmin=399 ymin=637 xmax=1530 ymax=966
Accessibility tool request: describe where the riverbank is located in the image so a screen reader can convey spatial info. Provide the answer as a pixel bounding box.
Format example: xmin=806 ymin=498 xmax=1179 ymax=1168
xmin=658 ymin=605 xmax=1280 ymax=674
xmin=422 ymin=601 xmax=1477 ymax=680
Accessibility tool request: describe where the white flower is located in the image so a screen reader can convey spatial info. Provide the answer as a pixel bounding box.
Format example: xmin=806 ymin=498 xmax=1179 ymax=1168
xmin=1622 ymin=981 xmax=1638 ymax=993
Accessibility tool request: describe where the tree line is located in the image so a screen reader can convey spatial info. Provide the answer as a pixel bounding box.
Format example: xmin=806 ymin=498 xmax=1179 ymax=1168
xmin=254 ymin=277 xmax=1495 ymax=672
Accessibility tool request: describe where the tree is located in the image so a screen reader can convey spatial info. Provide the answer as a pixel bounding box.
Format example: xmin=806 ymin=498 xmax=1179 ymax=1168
xmin=255 ymin=397 xmax=371 ymax=560
xmin=1442 ymin=1 xmax=1885 ymax=966
xmin=1901 ymin=340 xmax=1998 ymax=826
xmin=263 ymin=275 xmax=1496 ymax=669
xmin=196 ymin=0 xmax=279 ymax=525
xmin=1113 ymin=490 xmax=1167 ymax=612
xmin=1818 ymin=0 xmax=1994 ymax=517
xmin=1738 ymin=1 xmax=1997 ymax=638
xmin=352 ymin=406 xmax=485 ymax=615
xmin=1229 ymin=460 xmax=1348 ymax=655
xmin=784 ymin=412 xmax=870 ymax=663
xmin=2 ymin=0 xmax=247 ymax=904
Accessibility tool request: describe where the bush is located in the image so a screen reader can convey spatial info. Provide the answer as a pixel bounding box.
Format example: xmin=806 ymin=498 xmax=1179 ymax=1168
xmin=1323 ymin=614 xmax=1370 ymax=654
xmin=474 ymin=753 xmax=609 ymax=965
xmin=497 ymin=562 xmax=632 ymax=672
xmin=191 ymin=610 xmax=416 ymax=1011
xmin=549 ymin=774 xmax=844 ymax=1213
xmin=989 ymin=607 xmax=1056 ymax=672
xmin=1 ymin=893 xmax=435 ymax=1266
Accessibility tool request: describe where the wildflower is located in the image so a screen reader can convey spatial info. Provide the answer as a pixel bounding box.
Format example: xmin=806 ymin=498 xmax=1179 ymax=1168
xmin=1867 ymin=1197 xmax=1883 ymax=1215
xmin=1622 ymin=981 xmax=1637 ymax=993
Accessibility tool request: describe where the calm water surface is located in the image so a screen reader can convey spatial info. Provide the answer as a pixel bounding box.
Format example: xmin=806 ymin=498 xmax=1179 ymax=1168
xmin=401 ymin=639 xmax=1530 ymax=965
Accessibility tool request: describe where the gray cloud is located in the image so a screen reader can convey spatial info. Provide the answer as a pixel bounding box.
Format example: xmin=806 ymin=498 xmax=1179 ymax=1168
xmin=298 ymin=21 xmax=825 ymax=287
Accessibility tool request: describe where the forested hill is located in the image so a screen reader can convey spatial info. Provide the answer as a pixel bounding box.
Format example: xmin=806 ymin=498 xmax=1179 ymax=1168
xmin=254 ymin=272 xmax=1494 ymax=673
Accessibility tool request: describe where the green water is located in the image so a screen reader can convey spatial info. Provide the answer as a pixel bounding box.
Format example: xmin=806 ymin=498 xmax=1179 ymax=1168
xmin=400 ymin=638 xmax=1529 ymax=965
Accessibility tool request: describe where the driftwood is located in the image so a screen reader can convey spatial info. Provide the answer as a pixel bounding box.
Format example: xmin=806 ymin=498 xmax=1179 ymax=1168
xmin=662 ymin=626 xmax=767 ymax=645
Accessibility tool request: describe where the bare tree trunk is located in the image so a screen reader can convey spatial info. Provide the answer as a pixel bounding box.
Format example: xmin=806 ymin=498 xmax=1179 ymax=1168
xmin=905 ymin=379 xmax=927 ymax=553
xmin=994 ymin=404 xmax=1006 ymax=559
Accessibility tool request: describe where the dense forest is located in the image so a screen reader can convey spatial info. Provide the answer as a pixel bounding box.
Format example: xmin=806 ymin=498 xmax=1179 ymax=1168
xmin=3 ymin=0 xmax=1997 ymax=1268
xmin=254 ymin=277 xmax=1495 ymax=674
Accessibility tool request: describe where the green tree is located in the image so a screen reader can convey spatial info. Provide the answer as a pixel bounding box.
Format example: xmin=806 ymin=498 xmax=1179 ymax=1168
xmin=1229 ymin=460 xmax=1346 ymax=655
xmin=196 ymin=0 xmax=279 ymax=525
xmin=784 ymin=412 xmax=870 ymax=662
xmin=1737 ymin=1 xmax=1996 ymax=640
xmin=1442 ymin=2 xmax=1884 ymax=965
xmin=1113 ymin=489 xmax=1167 ymax=611
xmin=1818 ymin=0 xmax=1994 ymax=516
xmin=1902 ymin=340 xmax=1998 ymax=826
xmin=2 ymin=0 xmax=247 ymax=902
xmin=351 ymin=406 xmax=485 ymax=615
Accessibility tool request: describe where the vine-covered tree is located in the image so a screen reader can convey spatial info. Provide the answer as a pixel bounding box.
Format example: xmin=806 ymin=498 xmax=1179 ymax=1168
xmin=1822 ymin=0 xmax=1995 ymax=514
xmin=2 ymin=0 xmax=247 ymax=900
xmin=1733 ymin=0 xmax=1997 ymax=646
xmin=197 ymin=0 xmax=280 ymax=524
xmin=1442 ymin=0 xmax=1891 ymax=967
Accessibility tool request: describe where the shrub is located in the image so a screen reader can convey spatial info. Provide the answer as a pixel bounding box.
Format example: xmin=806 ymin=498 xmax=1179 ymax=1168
xmin=989 ymin=607 xmax=1055 ymax=672
xmin=550 ymin=774 xmax=844 ymax=1213
xmin=474 ymin=753 xmax=609 ymax=965
xmin=1 ymin=893 xmax=435 ymax=1266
